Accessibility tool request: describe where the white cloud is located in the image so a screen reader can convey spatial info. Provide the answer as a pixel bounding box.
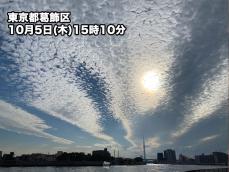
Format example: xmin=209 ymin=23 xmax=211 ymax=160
xmin=181 ymin=134 xmax=220 ymax=149
xmin=0 ymin=100 xmax=73 ymax=145
xmin=146 ymin=137 xmax=160 ymax=149
xmin=199 ymin=134 xmax=219 ymax=143
xmin=103 ymin=0 xmax=184 ymax=146
xmin=0 ymin=0 xmax=184 ymax=150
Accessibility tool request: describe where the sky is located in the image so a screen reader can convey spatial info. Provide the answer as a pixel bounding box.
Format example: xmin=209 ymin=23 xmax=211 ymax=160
xmin=0 ymin=0 xmax=228 ymax=158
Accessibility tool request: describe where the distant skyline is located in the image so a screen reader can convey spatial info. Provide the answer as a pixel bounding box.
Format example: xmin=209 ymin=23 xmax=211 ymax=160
xmin=0 ymin=0 xmax=228 ymax=158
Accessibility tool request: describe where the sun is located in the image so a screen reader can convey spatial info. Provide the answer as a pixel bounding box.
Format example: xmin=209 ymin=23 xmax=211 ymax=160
xmin=142 ymin=71 xmax=160 ymax=92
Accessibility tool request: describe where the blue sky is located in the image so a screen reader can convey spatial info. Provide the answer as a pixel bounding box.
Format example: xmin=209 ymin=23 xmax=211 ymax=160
xmin=0 ymin=0 xmax=228 ymax=158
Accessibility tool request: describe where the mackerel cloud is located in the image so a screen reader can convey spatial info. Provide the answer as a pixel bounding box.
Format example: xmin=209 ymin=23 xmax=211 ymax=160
xmin=0 ymin=0 xmax=227 ymax=154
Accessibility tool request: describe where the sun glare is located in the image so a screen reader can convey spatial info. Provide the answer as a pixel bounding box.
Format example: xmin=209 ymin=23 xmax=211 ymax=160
xmin=142 ymin=71 xmax=160 ymax=92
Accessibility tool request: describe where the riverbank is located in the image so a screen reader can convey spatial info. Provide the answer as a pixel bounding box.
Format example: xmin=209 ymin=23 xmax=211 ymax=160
xmin=0 ymin=160 xmax=146 ymax=167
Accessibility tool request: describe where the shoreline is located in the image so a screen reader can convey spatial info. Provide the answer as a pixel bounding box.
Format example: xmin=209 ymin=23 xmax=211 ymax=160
xmin=0 ymin=161 xmax=146 ymax=167
xmin=0 ymin=163 xmax=227 ymax=168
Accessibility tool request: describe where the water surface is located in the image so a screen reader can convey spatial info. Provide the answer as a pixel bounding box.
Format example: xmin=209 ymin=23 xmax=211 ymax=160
xmin=0 ymin=164 xmax=227 ymax=172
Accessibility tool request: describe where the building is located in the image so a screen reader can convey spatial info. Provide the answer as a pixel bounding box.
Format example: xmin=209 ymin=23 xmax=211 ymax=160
xmin=92 ymin=148 xmax=111 ymax=161
xmin=179 ymin=154 xmax=188 ymax=163
xmin=29 ymin=153 xmax=46 ymax=162
xmin=157 ymin=152 xmax=164 ymax=162
xmin=10 ymin=152 xmax=14 ymax=157
xmin=0 ymin=151 xmax=2 ymax=159
xmin=164 ymin=149 xmax=176 ymax=163
xmin=178 ymin=154 xmax=194 ymax=164
xmin=195 ymin=153 xmax=214 ymax=165
xmin=45 ymin=155 xmax=56 ymax=162
xmin=213 ymin=152 xmax=228 ymax=165
xmin=56 ymin=151 xmax=63 ymax=157
xmin=2 ymin=152 xmax=15 ymax=161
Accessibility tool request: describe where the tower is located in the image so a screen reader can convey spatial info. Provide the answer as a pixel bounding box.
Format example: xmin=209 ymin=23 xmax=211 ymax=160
xmin=143 ymin=136 xmax=146 ymax=160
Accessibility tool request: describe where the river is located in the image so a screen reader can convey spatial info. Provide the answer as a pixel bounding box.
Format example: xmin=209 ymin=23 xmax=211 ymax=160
xmin=0 ymin=164 xmax=227 ymax=172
